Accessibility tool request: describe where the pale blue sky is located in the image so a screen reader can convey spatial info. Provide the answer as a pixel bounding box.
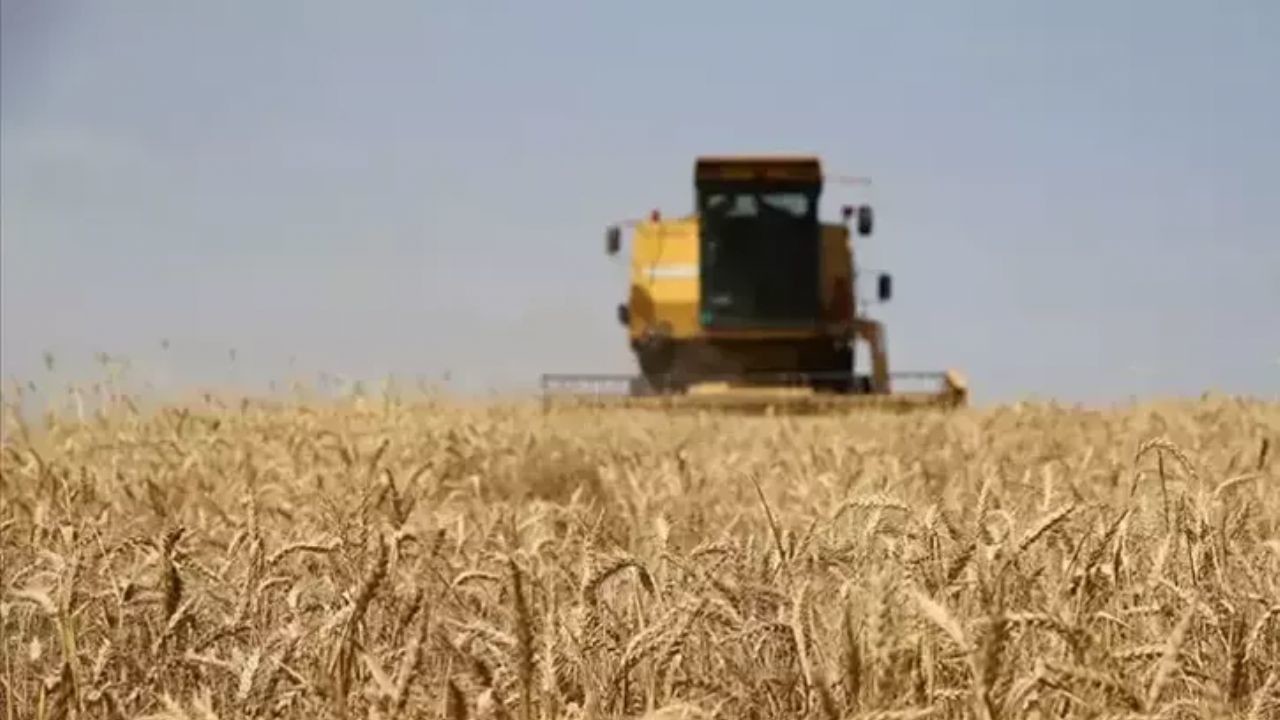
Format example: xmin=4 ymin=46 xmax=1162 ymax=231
xmin=3 ymin=1 xmax=1278 ymax=405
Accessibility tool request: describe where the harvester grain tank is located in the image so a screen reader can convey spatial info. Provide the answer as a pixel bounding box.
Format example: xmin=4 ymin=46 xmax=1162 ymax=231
xmin=541 ymin=155 xmax=967 ymax=412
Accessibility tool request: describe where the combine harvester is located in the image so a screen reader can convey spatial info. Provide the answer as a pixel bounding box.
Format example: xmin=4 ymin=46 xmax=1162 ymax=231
xmin=541 ymin=155 xmax=968 ymax=414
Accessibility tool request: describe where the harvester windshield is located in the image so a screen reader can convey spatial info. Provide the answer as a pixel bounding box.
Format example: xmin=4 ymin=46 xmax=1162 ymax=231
xmin=703 ymin=190 xmax=814 ymax=220
xmin=697 ymin=177 xmax=822 ymax=330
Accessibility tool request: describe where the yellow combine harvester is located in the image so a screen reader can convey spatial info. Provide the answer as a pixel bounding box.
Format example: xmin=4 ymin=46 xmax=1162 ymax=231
xmin=541 ymin=155 xmax=968 ymax=413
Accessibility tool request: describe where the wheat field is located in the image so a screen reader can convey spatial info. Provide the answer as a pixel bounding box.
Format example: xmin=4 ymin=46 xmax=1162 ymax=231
xmin=2 ymin=391 xmax=1278 ymax=719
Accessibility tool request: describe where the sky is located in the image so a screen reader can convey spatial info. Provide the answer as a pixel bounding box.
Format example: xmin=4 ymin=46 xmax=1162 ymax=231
xmin=2 ymin=0 xmax=1278 ymax=406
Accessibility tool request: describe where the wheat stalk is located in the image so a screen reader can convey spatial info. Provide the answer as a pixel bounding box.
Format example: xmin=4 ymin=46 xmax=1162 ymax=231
xmin=3 ymin=387 xmax=1275 ymax=718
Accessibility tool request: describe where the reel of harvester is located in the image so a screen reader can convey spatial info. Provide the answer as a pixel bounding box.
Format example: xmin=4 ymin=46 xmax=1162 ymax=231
xmin=539 ymin=369 xmax=968 ymax=415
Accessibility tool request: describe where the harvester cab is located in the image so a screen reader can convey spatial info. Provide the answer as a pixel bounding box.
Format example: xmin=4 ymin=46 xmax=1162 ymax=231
xmin=542 ymin=155 xmax=967 ymax=413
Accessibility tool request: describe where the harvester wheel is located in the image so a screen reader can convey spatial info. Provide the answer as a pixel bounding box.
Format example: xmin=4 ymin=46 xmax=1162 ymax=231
xmin=628 ymin=377 xmax=655 ymax=397
xmin=635 ymin=335 xmax=684 ymax=394
xmin=814 ymin=345 xmax=856 ymax=394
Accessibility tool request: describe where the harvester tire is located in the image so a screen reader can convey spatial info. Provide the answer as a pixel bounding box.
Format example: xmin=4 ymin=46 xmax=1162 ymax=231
xmin=635 ymin=335 xmax=684 ymax=394
xmin=811 ymin=344 xmax=855 ymax=394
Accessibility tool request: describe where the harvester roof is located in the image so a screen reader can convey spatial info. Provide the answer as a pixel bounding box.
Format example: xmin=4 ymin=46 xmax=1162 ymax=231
xmin=694 ymin=155 xmax=823 ymax=185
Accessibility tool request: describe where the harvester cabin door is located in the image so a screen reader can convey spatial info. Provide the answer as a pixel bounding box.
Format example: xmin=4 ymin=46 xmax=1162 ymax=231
xmin=698 ymin=186 xmax=822 ymax=329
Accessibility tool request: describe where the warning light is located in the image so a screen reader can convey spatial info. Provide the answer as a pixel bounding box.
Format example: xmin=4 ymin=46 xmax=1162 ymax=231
xmin=650 ymin=209 xmax=661 ymax=222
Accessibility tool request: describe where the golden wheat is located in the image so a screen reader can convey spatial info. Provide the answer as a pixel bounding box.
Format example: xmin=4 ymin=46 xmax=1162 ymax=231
xmin=1 ymin=391 xmax=1278 ymax=719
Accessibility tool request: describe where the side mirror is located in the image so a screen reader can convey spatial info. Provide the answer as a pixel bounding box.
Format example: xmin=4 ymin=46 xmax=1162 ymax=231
xmin=857 ymin=205 xmax=874 ymax=236
xmin=877 ymin=273 xmax=892 ymax=302
xmin=605 ymin=226 xmax=621 ymax=255
xmin=616 ymin=303 xmax=630 ymax=325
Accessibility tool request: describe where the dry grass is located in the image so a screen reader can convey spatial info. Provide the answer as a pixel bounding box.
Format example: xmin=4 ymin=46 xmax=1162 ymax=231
xmin=2 ymin=391 xmax=1278 ymax=719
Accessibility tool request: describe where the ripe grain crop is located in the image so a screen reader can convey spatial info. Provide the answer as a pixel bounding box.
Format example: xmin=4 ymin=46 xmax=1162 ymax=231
xmin=1 ymin=392 xmax=1278 ymax=719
